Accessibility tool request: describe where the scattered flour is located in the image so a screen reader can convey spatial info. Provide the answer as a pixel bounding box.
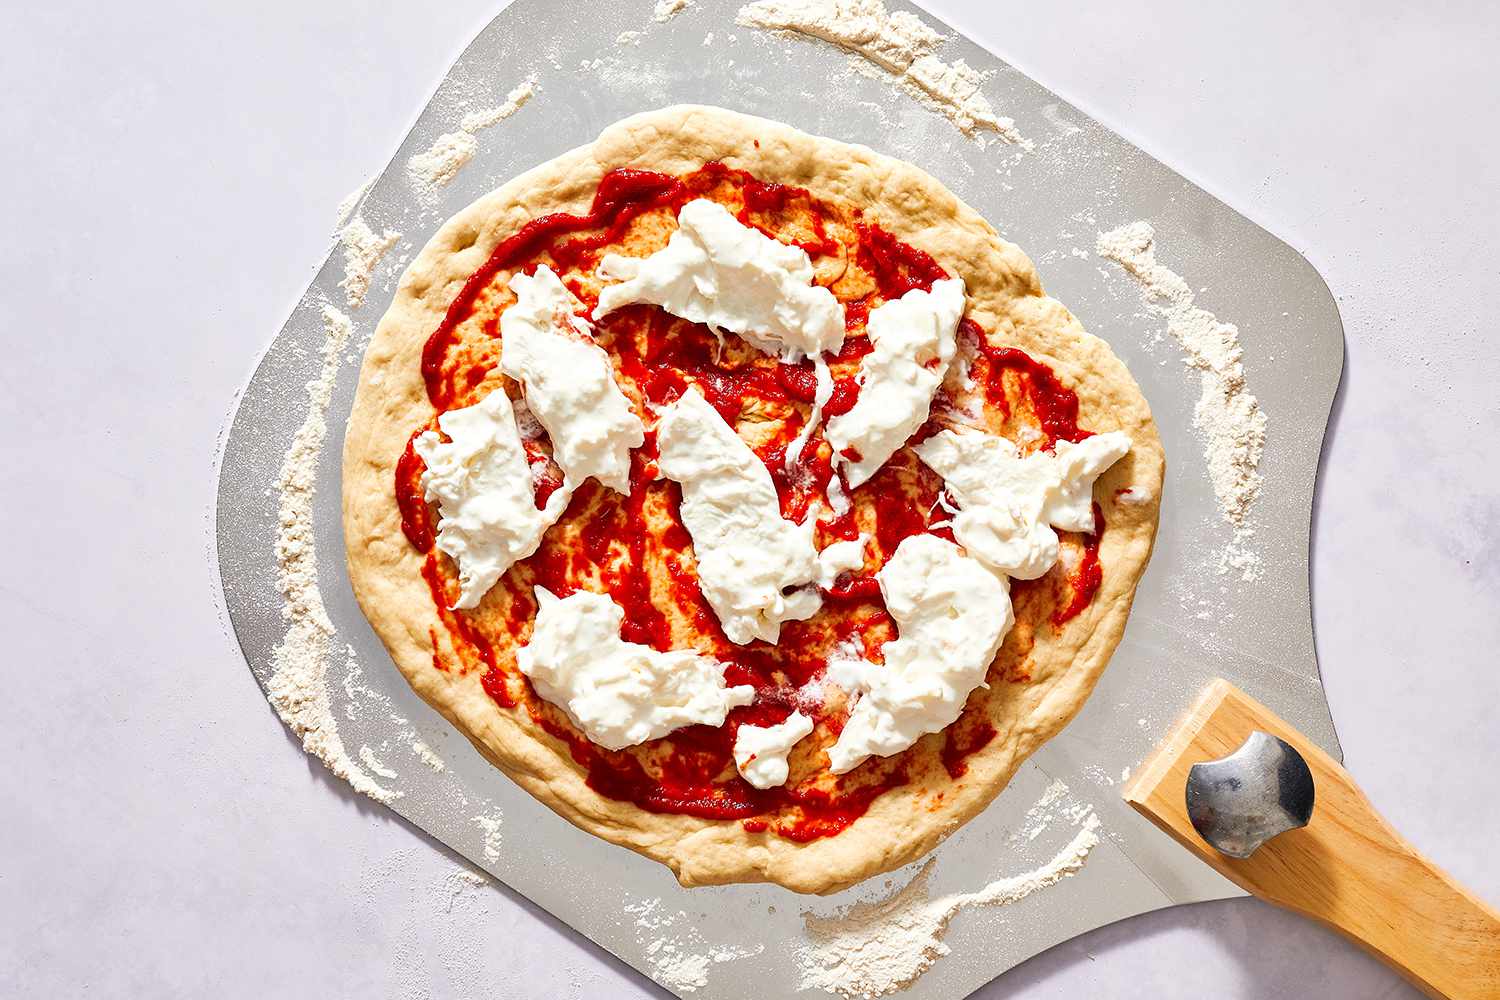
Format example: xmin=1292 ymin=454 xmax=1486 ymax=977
xmin=407 ymin=132 xmax=480 ymax=193
xmin=473 ymin=811 xmax=504 ymax=863
xmin=1012 ymin=778 xmax=1069 ymax=842
xmin=797 ymin=813 xmax=1102 ymax=997
xmin=338 ymin=218 xmax=400 ymax=310
xmin=1097 ymin=221 xmax=1267 ymax=580
xmin=445 ymin=867 xmax=492 ymax=906
xmin=736 ymin=0 xmax=1026 ymax=145
xmin=411 ymin=739 xmax=447 ymax=772
xmin=407 ymin=77 xmax=537 ymax=196
xmin=359 ymin=745 xmax=400 ymax=781
xmin=264 ymin=304 xmax=396 ymax=803
xmin=334 ymin=178 xmax=372 ymax=231
xmin=354 ymin=847 xmax=608 ymax=1000
xmin=616 ymin=29 xmax=643 ymax=46
xmin=654 ymin=0 xmax=691 ymax=21
xmin=625 ymin=897 xmax=763 ymax=993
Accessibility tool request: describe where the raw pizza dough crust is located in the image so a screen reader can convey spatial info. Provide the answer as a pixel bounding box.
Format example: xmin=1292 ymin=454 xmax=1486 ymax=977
xmin=342 ymin=106 xmax=1164 ymax=894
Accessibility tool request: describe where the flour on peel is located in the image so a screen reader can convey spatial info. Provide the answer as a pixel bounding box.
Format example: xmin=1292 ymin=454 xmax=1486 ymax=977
xmin=736 ymin=0 xmax=1027 ymax=145
xmin=359 ymin=745 xmax=399 ymax=781
xmin=409 ymin=738 xmax=447 ymax=772
xmin=265 ymin=304 xmax=396 ymax=803
xmin=333 ymin=178 xmax=372 ymax=231
xmin=1097 ymin=221 xmax=1266 ymax=580
xmin=797 ymin=810 xmax=1102 ymax=997
xmin=338 ymin=217 xmax=400 ymax=310
xmin=407 ymin=77 xmax=537 ymax=197
xmin=654 ymin=0 xmax=691 ymax=21
xmin=625 ymin=896 xmax=764 ymax=993
xmin=473 ymin=810 xmax=504 ymax=863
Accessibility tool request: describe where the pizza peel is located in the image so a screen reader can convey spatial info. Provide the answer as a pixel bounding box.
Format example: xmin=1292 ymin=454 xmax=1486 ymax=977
xmin=214 ymin=1 xmax=1356 ymax=995
xmin=1125 ymin=679 xmax=1500 ymax=998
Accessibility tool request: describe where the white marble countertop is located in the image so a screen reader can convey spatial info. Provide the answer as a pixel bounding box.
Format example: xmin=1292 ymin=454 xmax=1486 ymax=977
xmin=5 ymin=1 xmax=1496 ymax=996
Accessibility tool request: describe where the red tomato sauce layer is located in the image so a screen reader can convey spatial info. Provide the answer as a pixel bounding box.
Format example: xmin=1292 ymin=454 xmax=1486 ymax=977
xmin=394 ymin=163 xmax=1107 ymax=840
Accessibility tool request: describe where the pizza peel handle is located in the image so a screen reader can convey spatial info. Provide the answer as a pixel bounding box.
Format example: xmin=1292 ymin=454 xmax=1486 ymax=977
xmin=1123 ymin=679 xmax=1500 ymax=1000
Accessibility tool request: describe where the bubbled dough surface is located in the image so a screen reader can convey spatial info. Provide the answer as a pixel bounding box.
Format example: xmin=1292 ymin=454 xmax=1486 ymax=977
xmin=341 ymin=105 xmax=1165 ymax=895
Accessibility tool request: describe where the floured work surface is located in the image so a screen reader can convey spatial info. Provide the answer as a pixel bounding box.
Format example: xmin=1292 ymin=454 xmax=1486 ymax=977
xmin=216 ymin=1 xmax=1344 ymax=996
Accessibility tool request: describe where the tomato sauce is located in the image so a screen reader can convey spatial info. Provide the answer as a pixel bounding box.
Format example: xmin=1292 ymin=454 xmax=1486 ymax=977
xmin=1052 ymin=502 xmax=1106 ymax=626
xmin=395 ymin=431 xmax=436 ymax=553
xmin=394 ymin=162 xmax=1109 ymax=841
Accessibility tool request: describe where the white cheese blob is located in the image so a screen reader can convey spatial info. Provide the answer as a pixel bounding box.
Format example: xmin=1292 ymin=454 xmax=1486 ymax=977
xmin=593 ymin=198 xmax=845 ymax=362
xmin=815 ymin=534 xmax=870 ymax=589
xmin=826 ymin=278 xmax=966 ymax=488
xmin=414 ymin=387 xmax=570 ymax=609
xmin=826 ymin=534 xmax=1013 ymax=774
xmin=912 ymin=428 xmax=1133 ymax=579
xmin=823 ymin=638 xmax=875 ymax=696
xmin=733 ymin=711 xmax=815 ymax=789
xmin=656 ymin=387 xmax=822 ymax=644
xmin=499 ymin=265 xmax=645 ymax=494
xmin=517 ymin=587 xmax=754 ymax=751
xmin=826 ymin=468 xmax=852 ymax=516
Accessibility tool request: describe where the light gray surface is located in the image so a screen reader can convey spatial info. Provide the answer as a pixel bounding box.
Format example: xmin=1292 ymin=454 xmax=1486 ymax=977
xmin=3 ymin=2 xmax=1496 ymax=998
xmin=213 ymin=0 xmax=1346 ymax=995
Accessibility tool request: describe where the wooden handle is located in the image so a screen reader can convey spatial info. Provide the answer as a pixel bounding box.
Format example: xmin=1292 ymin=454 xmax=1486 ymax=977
xmin=1123 ymin=678 xmax=1500 ymax=999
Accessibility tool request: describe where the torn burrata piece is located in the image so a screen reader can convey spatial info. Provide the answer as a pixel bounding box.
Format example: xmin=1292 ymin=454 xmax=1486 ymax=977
xmin=734 ymin=712 xmax=815 ymax=789
xmin=499 ymin=264 xmax=644 ymax=493
xmin=826 ymin=278 xmax=965 ymax=488
xmin=517 ymin=588 xmax=754 ymax=751
xmin=656 ymin=387 xmax=823 ymax=644
xmin=912 ymin=427 xmax=1131 ymax=579
xmin=414 ymin=387 xmax=570 ymax=609
xmin=825 ymin=534 xmax=1012 ymax=773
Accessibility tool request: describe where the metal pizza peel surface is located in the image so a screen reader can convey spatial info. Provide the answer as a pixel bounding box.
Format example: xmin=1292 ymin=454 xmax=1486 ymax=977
xmin=215 ymin=2 xmax=1344 ymax=995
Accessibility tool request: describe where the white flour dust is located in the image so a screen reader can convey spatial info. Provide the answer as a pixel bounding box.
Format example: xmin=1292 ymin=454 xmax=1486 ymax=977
xmin=359 ymin=744 xmax=400 ymax=781
xmin=800 ymin=819 xmax=1102 ymax=996
xmin=354 ymin=847 xmax=597 ymax=1000
xmin=338 ymin=217 xmax=401 ymax=310
xmin=736 ymin=0 xmax=1026 ymax=145
xmin=1097 ymin=221 xmax=1267 ymax=580
xmin=473 ymin=810 xmax=504 ymax=863
xmin=407 ymin=77 xmax=537 ymax=196
xmin=625 ymin=897 xmax=764 ymax=993
xmin=334 ymin=179 xmax=372 ymax=231
xmin=265 ymin=304 xmax=396 ymax=803
xmin=1012 ymin=778 xmax=1069 ymax=841
xmin=410 ymin=738 xmax=447 ymax=772
xmin=796 ymin=811 xmax=1101 ymax=998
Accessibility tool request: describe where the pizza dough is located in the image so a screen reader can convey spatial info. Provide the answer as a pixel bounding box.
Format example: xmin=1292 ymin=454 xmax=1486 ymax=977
xmin=342 ymin=106 xmax=1164 ymax=894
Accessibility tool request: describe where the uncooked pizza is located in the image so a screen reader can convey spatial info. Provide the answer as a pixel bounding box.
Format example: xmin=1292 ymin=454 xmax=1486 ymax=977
xmin=343 ymin=106 xmax=1163 ymax=894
